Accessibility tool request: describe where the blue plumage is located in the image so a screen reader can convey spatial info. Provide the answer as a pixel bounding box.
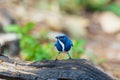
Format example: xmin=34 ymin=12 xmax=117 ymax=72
xmin=54 ymin=33 xmax=73 ymax=59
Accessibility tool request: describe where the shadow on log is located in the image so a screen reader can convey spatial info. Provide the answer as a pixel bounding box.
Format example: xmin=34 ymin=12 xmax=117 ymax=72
xmin=0 ymin=56 xmax=115 ymax=80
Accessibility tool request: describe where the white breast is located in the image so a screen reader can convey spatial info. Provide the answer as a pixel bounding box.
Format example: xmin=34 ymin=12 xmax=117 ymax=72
xmin=58 ymin=39 xmax=65 ymax=52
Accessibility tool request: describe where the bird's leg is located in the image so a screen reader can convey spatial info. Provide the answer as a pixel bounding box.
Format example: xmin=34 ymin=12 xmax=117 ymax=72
xmin=67 ymin=52 xmax=72 ymax=59
xmin=55 ymin=52 xmax=60 ymax=60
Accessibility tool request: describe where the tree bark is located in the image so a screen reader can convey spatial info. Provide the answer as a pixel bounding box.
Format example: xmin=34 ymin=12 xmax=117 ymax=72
xmin=0 ymin=56 xmax=115 ymax=80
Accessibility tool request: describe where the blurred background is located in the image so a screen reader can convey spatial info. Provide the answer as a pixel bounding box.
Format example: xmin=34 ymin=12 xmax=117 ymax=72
xmin=0 ymin=0 xmax=120 ymax=79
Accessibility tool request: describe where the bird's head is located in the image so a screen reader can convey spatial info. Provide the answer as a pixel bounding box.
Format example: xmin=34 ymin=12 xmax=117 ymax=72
xmin=55 ymin=34 xmax=67 ymax=42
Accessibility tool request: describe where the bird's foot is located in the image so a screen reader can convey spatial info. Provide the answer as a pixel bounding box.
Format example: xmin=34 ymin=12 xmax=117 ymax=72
xmin=55 ymin=58 xmax=58 ymax=61
xmin=69 ymin=57 xmax=72 ymax=59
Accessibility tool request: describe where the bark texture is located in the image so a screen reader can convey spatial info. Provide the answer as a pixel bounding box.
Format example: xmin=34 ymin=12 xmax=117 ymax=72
xmin=0 ymin=56 xmax=115 ymax=80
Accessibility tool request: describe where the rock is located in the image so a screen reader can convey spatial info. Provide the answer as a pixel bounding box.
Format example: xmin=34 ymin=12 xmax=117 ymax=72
xmin=99 ymin=12 xmax=120 ymax=34
xmin=63 ymin=15 xmax=89 ymax=38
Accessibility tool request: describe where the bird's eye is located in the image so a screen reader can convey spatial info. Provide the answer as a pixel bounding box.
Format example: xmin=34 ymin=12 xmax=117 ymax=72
xmin=60 ymin=36 xmax=64 ymax=38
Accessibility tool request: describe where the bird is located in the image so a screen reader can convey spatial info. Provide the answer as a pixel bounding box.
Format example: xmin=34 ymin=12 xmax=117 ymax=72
xmin=54 ymin=33 xmax=73 ymax=60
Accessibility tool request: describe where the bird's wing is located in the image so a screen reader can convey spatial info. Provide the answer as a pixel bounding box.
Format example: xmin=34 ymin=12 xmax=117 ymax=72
xmin=69 ymin=39 xmax=73 ymax=47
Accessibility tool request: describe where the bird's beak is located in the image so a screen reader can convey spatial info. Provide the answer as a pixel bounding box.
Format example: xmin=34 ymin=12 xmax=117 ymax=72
xmin=55 ymin=36 xmax=58 ymax=39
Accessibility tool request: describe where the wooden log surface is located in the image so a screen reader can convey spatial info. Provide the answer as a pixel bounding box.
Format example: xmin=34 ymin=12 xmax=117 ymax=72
xmin=0 ymin=56 xmax=115 ymax=80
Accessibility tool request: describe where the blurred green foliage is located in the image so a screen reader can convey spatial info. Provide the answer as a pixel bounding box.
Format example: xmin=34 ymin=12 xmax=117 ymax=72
xmin=70 ymin=39 xmax=85 ymax=58
xmin=4 ymin=22 xmax=53 ymax=61
xmin=58 ymin=0 xmax=109 ymax=13
xmin=58 ymin=0 xmax=81 ymax=14
xmin=58 ymin=0 xmax=120 ymax=16
xmin=81 ymin=0 xmax=110 ymax=11
xmin=105 ymin=3 xmax=120 ymax=16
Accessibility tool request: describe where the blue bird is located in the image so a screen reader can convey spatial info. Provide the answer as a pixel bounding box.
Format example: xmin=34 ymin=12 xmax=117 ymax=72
xmin=54 ymin=33 xmax=73 ymax=60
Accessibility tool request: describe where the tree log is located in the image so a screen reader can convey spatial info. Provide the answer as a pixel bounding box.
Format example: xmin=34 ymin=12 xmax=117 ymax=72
xmin=0 ymin=56 xmax=115 ymax=80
